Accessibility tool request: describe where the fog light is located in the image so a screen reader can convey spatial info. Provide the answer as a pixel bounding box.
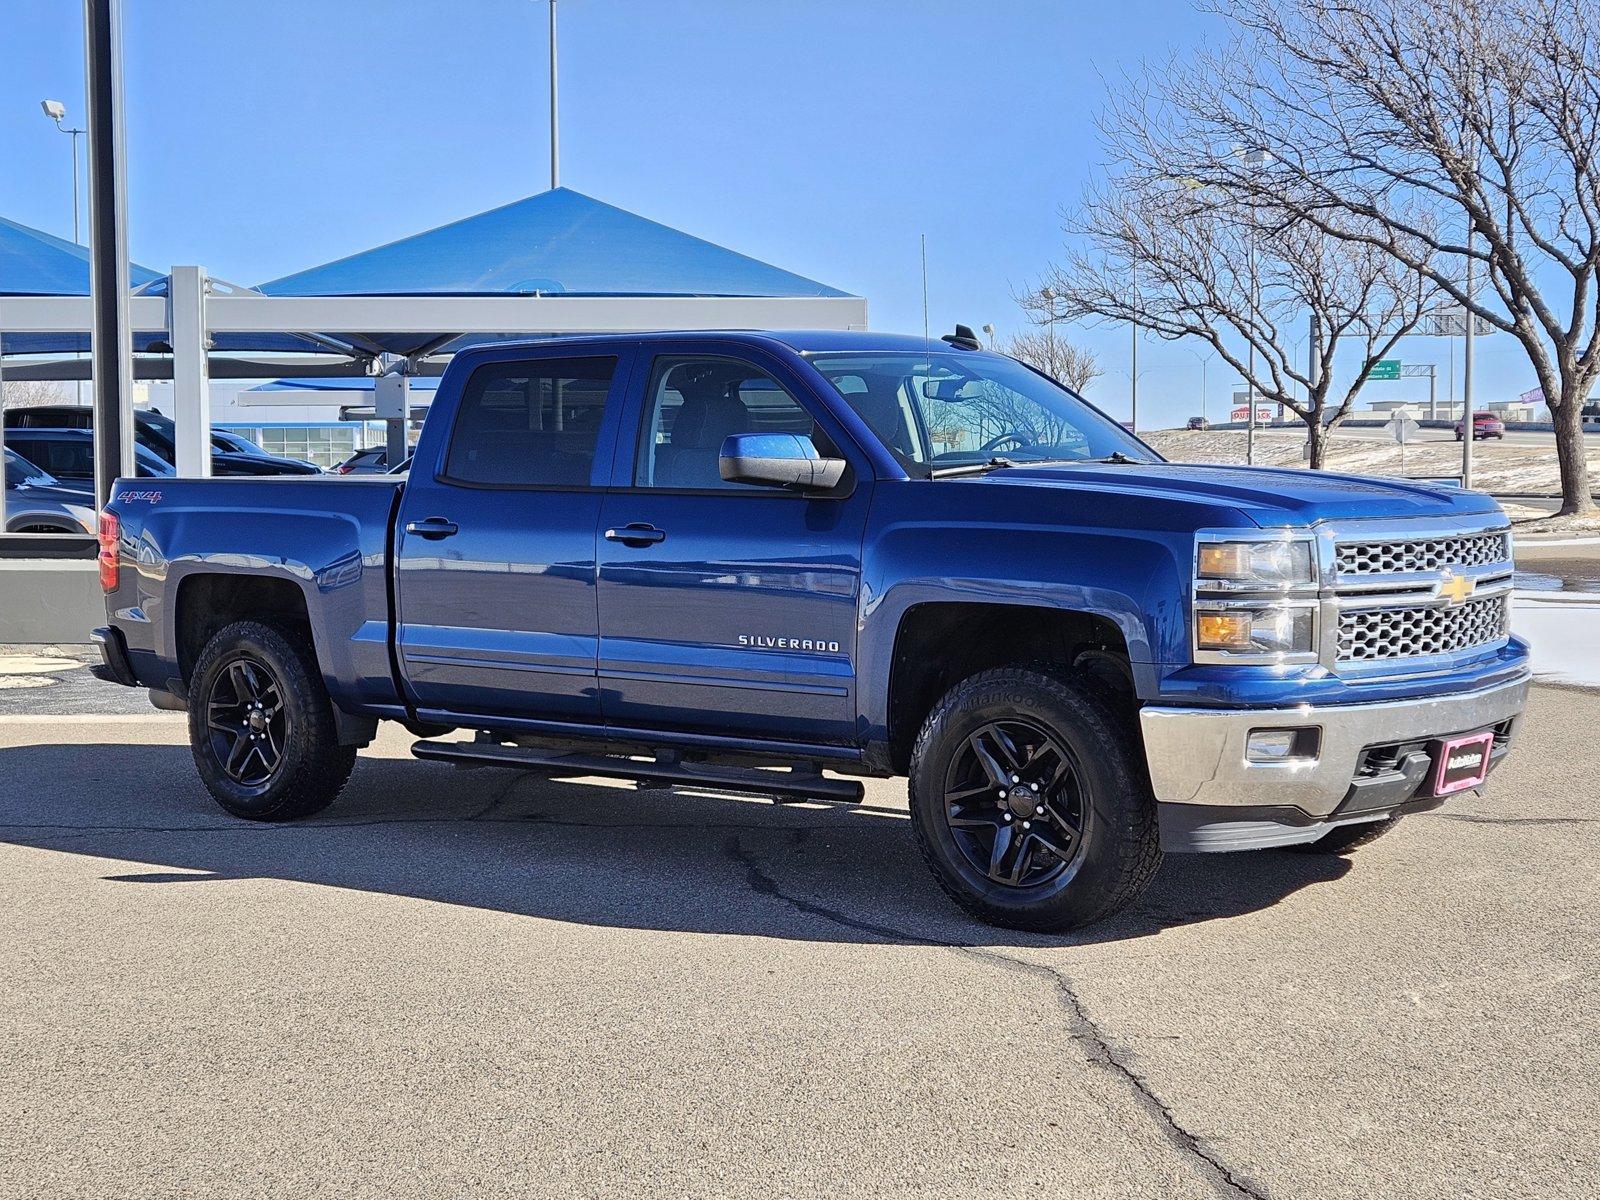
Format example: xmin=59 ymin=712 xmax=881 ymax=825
xmin=1196 ymin=612 xmax=1253 ymax=650
xmin=1246 ymin=728 xmax=1320 ymax=763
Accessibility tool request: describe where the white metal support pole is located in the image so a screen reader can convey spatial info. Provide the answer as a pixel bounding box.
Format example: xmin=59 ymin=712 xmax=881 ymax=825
xmin=170 ymin=265 xmax=211 ymax=476
xmin=0 ymin=316 xmax=9 ymax=531
xmin=376 ymin=368 xmax=411 ymax=467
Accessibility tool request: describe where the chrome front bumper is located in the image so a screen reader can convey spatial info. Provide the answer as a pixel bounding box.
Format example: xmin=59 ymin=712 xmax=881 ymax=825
xmin=1139 ymin=675 xmax=1529 ymax=849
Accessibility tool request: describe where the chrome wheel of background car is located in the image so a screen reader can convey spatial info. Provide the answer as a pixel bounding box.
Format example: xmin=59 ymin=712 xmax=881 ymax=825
xmin=942 ymin=718 xmax=1088 ymax=887
xmin=204 ymin=654 xmax=288 ymax=787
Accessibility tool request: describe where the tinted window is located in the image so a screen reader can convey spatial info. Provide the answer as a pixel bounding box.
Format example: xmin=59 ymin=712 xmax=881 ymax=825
xmin=6 ymin=408 xmax=91 ymax=430
xmin=444 ymin=357 xmax=616 ymax=487
xmin=13 ymin=437 xmax=93 ymax=479
xmin=635 ymin=357 xmax=815 ymax=489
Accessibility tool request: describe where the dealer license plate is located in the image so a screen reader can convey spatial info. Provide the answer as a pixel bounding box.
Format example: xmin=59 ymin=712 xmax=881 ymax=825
xmin=1430 ymin=731 xmax=1495 ymax=796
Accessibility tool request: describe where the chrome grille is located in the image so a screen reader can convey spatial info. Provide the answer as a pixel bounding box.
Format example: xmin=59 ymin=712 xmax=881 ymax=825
xmin=1335 ymin=530 xmax=1510 ymax=577
xmin=1337 ymin=595 xmax=1510 ymax=662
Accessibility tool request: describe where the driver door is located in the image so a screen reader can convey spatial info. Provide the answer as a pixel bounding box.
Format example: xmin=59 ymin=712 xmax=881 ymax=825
xmin=595 ymin=347 xmax=874 ymax=745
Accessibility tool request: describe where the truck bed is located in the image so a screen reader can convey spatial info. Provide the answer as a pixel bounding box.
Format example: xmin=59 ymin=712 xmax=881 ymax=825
xmin=105 ymin=475 xmax=405 ymax=712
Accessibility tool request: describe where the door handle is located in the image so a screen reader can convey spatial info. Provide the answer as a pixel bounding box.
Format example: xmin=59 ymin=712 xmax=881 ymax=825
xmin=604 ymin=523 xmax=667 ymax=547
xmin=405 ymin=517 xmax=459 ymax=540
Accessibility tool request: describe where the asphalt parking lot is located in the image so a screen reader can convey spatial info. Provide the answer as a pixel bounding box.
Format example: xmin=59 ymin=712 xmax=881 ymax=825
xmin=1 ymin=680 xmax=1595 ymax=1199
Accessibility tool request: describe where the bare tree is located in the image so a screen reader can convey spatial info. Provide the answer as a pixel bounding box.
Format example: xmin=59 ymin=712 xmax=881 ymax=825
xmin=1034 ymin=174 xmax=1428 ymax=467
xmin=0 ymin=380 xmax=74 ymax=409
xmin=1117 ymin=0 xmax=1600 ymax=513
xmin=1000 ymin=328 xmax=1103 ymax=393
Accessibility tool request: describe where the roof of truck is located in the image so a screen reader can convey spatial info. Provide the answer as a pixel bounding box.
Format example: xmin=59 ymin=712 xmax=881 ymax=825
xmin=457 ymin=329 xmax=978 ymax=355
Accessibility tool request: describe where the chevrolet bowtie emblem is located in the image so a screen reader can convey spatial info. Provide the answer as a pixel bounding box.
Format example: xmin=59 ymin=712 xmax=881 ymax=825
xmin=1437 ymin=572 xmax=1476 ymax=605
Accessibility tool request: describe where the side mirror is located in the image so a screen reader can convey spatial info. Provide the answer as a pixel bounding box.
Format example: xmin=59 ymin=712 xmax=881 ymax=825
xmin=719 ymin=433 xmax=848 ymax=491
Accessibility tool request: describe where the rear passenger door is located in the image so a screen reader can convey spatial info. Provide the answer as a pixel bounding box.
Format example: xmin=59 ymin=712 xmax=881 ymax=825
xmin=595 ymin=347 xmax=873 ymax=746
xmin=395 ymin=350 xmax=633 ymax=724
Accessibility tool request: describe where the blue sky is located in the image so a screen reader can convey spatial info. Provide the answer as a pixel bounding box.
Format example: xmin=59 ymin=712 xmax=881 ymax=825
xmin=1 ymin=0 xmax=1535 ymax=426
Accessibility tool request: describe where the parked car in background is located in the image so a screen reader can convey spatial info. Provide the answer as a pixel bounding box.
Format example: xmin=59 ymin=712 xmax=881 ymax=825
xmin=1455 ymin=412 xmax=1506 ymax=441
xmin=3 ymin=447 xmax=96 ymax=534
xmin=1186 ymin=416 xmax=1210 ymax=431
xmin=206 ymin=428 xmax=322 ymax=475
xmin=333 ymin=446 xmax=390 ymax=475
xmin=4 ymin=406 xmax=320 ymax=475
xmin=5 ymin=428 xmax=174 ymax=482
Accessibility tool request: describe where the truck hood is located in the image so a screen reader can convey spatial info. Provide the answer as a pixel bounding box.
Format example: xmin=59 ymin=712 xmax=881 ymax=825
xmin=983 ymin=461 xmax=1503 ymax=527
xmin=9 ymin=481 xmax=95 ymax=506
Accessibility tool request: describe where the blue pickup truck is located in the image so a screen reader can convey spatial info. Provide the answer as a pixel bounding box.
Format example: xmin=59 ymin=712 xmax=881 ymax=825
xmin=93 ymin=328 xmax=1529 ymax=930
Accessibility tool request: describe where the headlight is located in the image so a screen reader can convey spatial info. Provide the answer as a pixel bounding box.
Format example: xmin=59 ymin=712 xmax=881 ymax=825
xmin=1193 ymin=533 xmax=1320 ymax=664
xmin=1196 ymin=539 xmax=1313 ymax=590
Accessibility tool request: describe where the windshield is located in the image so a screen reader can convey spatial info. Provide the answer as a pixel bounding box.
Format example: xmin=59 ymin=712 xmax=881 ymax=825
xmin=213 ymin=430 xmax=268 ymax=457
xmin=4 ymin=448 xmax=57 ymax=489
xmin=807 ymin=351 xmax=1158 ymax=474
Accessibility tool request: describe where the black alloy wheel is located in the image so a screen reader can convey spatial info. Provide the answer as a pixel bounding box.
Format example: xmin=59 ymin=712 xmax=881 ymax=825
xmin=204 ymin=653 xmax=288 ymax=788
xmin=188 ymin=620 xmax=355 ymax=821
xmin=943 ymin=719 xmax=1089 ymax=887
xmin=907 ymin=665 xmax=1162 ymax=932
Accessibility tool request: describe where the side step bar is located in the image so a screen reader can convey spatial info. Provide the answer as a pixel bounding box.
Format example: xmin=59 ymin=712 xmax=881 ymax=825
xmin=410 ymin=740 xmax=865 ymax=804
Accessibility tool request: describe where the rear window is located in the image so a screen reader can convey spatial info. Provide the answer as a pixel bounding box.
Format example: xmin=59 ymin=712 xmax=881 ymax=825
xmin=444 ymin=357 xmax=617 ymax=487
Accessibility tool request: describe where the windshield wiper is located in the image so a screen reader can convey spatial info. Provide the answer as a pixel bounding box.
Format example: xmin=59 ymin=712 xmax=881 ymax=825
xmin=929 ymin=456 xmax=1019 ymax=478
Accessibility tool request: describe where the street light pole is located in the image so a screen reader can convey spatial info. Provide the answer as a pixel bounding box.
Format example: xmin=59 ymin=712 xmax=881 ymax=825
xmin=1184 ymin=346 xmax=1213 ymax=425
xmin=548 ymin=0 xmax=560 ymax=190
xmin=1039 ymin=285 xmax=1057 ymax=377
xmin=41 ymin=101 xmax=84 ymax=244
xmin=1463 ymin=254 xmax=1475 ymax=489
xmin=42 ymin=100 xmax=86 ymax=404
xmin=1130 ymin=261 xmax=1139 ymax=433
xmin=1246 ymin=238 xmax=1257 ymax=465
xmin=1234 ymin=146 xmax=1272 ymax=466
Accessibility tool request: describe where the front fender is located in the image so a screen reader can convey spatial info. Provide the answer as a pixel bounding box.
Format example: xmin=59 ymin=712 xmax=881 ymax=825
xmin=857 ymin=519 xmax=1190 ymax=742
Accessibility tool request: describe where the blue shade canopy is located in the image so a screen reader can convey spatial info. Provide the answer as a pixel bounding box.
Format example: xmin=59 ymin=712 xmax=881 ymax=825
xmin=257 ymin=188 xmax=853 ymax=299
xmin=0 ymin=220 xmax=356 ymax=356
xmin=0 ymin=215 xmax=161 ymax=296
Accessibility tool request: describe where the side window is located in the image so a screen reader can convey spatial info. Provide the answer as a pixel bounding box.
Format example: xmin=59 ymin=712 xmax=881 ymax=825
xmin=635 ymin=356 xmax=816 ymax=490
xmin=25 ymin=440 xmax=92 ymax=478
xmin=444 ymin=356 xmax=616 ymax=487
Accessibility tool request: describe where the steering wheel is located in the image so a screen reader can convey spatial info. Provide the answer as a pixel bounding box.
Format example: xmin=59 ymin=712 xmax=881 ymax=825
xmin=977 ymin=432 xmax=1036 ymax=455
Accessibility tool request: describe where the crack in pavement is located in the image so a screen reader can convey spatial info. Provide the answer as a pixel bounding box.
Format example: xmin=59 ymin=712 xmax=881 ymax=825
xmin=725 ymin=830 xmax=1273 ymax=1200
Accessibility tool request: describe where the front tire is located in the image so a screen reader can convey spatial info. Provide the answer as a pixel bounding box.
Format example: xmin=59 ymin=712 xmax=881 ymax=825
xmin=908 ymin=666 xmax=1161 ymax=932
xmin=188 ymin=620 xmax=355 ymax=820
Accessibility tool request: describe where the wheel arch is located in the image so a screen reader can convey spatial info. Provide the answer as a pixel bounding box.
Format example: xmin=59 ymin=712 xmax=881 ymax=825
xmin=879 ymin=600 xmax=1141 ymax=774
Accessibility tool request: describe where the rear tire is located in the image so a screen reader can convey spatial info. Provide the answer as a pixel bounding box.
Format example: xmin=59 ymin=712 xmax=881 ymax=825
xmin=1290 ymin=816 xmax=1399 ymax=855
xmin=908 ymin=665 xmax=1161 ymax=932
xmin=188 ymin=620 xmax=355 ymax=821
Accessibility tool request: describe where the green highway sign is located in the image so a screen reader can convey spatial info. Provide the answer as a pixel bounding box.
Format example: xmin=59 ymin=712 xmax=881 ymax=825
xmin=1366 ymin=359 xmax=1403 ymax=381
